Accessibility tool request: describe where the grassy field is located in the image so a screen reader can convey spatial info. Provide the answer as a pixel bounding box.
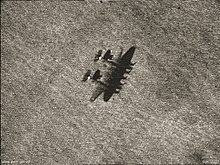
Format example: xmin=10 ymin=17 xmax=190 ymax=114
xmin=1 ymin=0 xmax=220 ymax=164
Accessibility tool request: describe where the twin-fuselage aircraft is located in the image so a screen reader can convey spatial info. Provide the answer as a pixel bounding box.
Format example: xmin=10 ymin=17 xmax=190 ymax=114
xmin=82 ymin=46 xmax=136 ymax=102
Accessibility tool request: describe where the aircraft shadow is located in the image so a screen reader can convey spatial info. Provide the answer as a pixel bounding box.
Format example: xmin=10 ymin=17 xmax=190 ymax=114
xmin=103 ymin=46 xmax=136 ymax=102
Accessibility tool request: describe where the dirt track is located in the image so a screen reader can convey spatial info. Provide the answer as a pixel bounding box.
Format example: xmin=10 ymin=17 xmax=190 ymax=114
xmin=1 ymin=0 xmax=220 ymax=164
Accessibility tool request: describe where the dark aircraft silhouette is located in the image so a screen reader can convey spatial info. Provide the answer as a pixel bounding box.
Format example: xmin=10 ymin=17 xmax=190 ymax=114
xmin=82 ymin=69 xmax=91 ymax=82
xmin=82 ymin=46 xmax=136 ymax=102
xmin=82 ymin=69 xmax=102 ymax=82
xmin=94 ymin=50 xmax=102 ymax=62
xmin=102 ymin=50 xmax=113 ymax=61
xmin=94 ymin=49 xmax=114 ymax=62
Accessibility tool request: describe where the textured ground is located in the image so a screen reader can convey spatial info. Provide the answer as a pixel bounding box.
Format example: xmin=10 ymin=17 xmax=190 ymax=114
xmin=1 ymin=0 xmax=220 ymax=164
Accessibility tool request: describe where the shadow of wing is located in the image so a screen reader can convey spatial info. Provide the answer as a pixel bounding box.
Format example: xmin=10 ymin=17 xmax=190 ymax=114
xmin=120 ymin=46 xmax=136 ymax=66
xmin=103 ymin=70 xmax=123 ymax=102
xmin=102 ymin=46 xmax=136 ymax=102
xmin=103 ymin=86 xmax=115 ymax=102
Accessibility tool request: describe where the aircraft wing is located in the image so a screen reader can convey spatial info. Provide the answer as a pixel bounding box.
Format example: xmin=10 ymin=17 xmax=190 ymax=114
xmin=120 ymin=46 xmax=136 ymax=66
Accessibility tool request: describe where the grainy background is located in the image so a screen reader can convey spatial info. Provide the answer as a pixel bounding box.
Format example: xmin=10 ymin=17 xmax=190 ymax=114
xmin=1 ymin=0 xmax=220 ymax=164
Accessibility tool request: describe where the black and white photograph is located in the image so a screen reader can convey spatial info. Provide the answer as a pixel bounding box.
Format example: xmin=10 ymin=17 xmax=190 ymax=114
xmin=1 ymin=0 xmax=220 ymax=164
